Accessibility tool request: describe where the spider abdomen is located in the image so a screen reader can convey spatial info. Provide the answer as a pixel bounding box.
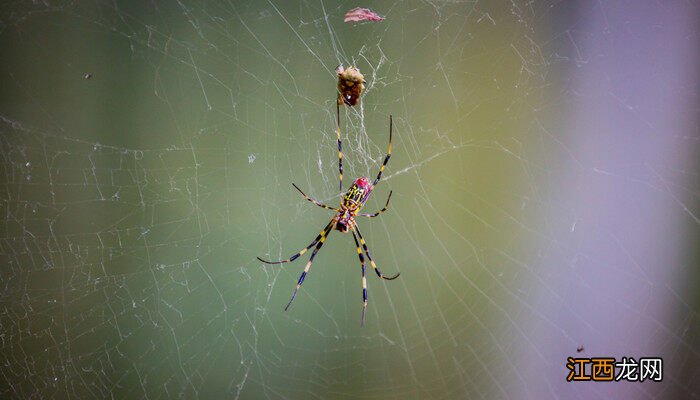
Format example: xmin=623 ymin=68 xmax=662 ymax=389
xmin=342 ymin=177 xmax=373 ymax=210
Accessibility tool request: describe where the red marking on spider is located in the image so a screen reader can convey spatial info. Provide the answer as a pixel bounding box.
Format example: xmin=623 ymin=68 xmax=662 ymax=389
xmin=356 ymin=177 xmax=370 ymax=188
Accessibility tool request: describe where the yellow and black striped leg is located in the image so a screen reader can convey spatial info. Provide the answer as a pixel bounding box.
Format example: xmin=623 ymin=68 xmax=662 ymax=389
xmin=372 ymin=115 xmax=392 ymax=186
xmin=354 ymin=225 xmax=400 ymax=280
xmin=352 ymin=231 xmax=368 ymax=326
xmin=257 ymin=220 xmax=334 ymax=264
xmin=337 ymin=102 xmax=344 ymax=193
xmin=292 ymin=183 xmax=339 ymax=212
xmin=285 ymin=230 xmax=331 ymax=311
xmin=359 ymin=191 xmax=392 ymax=218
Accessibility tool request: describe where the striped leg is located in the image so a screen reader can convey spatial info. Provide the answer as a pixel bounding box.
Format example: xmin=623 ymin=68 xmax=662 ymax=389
xmin=354 ymin=225 xmax=400 ymax=280
xmin=257 ymin=220 xmax=334 ymax=264
xmin=352 ymin=231 xmax=368 ymax=326
xmin=372 ymin=115 xmax=392 ymax=186
xmin=285 ymin=229 xmax=331 ymax=310
xmin=359 ymin=191 xmax=392 ymax=218
xmin=292 ymin=184 xmax=339 ymax=212
xmin=337 ymin=102 xmax=344 ymax=193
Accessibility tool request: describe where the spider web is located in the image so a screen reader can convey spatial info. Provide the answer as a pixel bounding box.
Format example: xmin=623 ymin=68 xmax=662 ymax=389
xmin=1 ymin=1 xmax=699 ymax=399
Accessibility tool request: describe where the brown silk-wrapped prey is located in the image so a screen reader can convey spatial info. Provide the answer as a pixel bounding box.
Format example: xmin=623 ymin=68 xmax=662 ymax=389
xmin=336 ymin=65 xmax=365 ymax=106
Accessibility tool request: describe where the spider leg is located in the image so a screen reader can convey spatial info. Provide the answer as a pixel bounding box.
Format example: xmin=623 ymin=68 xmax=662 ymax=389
xmin=359 ymin=191 xmax=392 ymax=218
xmin=336 ymin=102 xmax=344 ymax=193
xmin=285 ymin=228 xmax=332 ymax=311
xmin=372 ymin=115 xmax=392 ymax=186
xmin=257 ymin=220 xmax=334 ymax=264
xmin=292 ymin=183 xmax=339 ymax=212
xmin=353 ymin=225 xmax=400 ymax=280
xmin=352 ymin=230 xmax=368 ymax=326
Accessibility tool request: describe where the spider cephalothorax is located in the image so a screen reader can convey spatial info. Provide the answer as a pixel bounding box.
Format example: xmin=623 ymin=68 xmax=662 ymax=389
xmin=257 ymin=116 xmax=398 ymax=326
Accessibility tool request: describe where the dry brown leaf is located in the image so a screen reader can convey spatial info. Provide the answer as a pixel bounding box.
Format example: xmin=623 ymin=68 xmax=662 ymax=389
xmin=344 ymin=7 xmax=384 ymax=23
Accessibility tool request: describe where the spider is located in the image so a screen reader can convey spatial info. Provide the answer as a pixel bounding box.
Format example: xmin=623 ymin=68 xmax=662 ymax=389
xmin=257 ymin=112 xmax=399 ymax=326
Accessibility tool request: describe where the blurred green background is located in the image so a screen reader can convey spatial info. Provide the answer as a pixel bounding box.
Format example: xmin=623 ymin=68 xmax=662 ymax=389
xmin=1 ymin=1 xmax=698 ymax=399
